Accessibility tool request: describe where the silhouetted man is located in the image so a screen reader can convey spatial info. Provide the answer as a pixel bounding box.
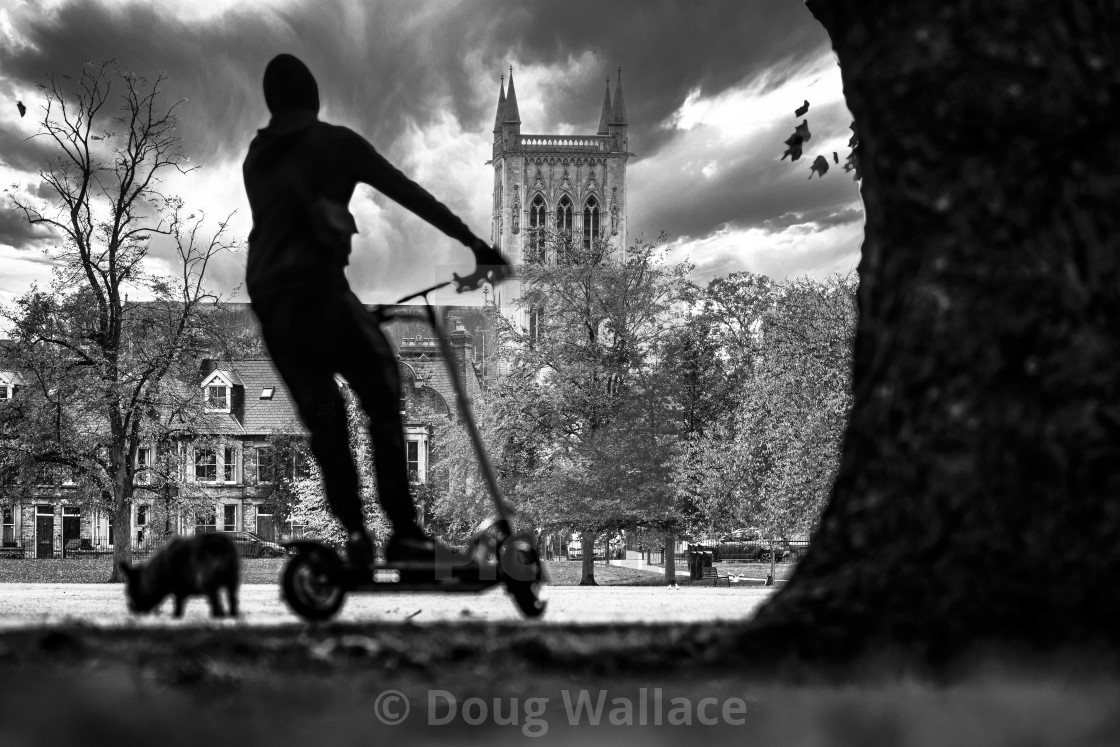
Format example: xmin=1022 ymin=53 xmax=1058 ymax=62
xmin=243 ymin=54 xmax=505 ymax=567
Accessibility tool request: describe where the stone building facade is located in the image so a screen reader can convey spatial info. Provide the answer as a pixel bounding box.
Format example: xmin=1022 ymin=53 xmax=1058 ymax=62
xmin=488 ymin=67 xmax=632 ymax=332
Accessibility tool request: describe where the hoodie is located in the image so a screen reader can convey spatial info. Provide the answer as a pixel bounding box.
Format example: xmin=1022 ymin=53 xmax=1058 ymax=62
xmin=242 ymin=54 xmax=478 ymax=302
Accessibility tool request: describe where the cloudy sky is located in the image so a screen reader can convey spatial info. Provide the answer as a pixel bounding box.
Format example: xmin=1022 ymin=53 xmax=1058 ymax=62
xmin=0 ymin=0 xmax=863 ymax=316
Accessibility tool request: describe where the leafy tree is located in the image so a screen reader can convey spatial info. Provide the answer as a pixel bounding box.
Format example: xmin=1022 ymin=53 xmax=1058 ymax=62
xmin=2 ymin=61 xmax=236 ymax=578
xmin=500 ymin=230 xmax=696 ymax=584
xmin=423 ymin=394 xmax=504 ymax=545
xmin=657 ymin=312 xmax=741 ymax=440
xmin=286 ymin=383 xmax=391 ymax=550
xmin=674 ymin=274 xmax=856 ymax=559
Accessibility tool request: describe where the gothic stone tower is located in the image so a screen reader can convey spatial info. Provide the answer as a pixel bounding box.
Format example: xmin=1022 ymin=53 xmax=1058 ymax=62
xmin=488 ymin=67 xmax=632 ymax=330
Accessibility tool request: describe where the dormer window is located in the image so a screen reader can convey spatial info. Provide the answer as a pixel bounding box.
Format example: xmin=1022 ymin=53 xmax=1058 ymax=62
xmin=0 ymin=371 xmax=23 ymax=399
xmin=200 ymin=369 xmax=241 ymax=414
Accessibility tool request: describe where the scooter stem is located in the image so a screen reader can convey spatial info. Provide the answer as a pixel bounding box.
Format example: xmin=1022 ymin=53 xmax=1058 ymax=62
xmin=395 ymin=280 xmax=452 ymax=305
xmin=393 ymin=285 xmax=516 ymax=525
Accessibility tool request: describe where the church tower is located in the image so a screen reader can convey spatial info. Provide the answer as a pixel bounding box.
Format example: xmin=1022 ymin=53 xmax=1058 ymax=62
xmin=488 ymin=67 xmax=632 ymax=331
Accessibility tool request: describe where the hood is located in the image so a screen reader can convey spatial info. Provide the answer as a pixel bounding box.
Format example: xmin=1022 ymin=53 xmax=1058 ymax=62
xmin=262 ymin=54 xmax=320 ymax=116
xmin=251 ymin=54 xmax=320 ymax=149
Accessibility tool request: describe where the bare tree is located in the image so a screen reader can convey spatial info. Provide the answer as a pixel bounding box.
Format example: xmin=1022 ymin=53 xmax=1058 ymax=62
xmin=5 ymin=61 xmax=236 ymax=579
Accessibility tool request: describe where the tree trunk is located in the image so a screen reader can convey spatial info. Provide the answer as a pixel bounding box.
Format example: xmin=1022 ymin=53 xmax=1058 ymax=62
xmin=664 ymin=535 xmax=677 ymax=587
xmin=579 ymin=530 xmax=597 ymax=586
xmin=108 ymin=443 xmax=133 ymax=583
xmin=746 ymin=2 xmax=1120 ymax=661
xmin=767 ymin=535 xmax=776 ymax=586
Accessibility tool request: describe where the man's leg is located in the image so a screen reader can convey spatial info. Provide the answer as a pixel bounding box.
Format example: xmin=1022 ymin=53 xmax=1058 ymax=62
xmin=254 ymin=297 xmax=369 ymax=557
xmin=334 ymin=293 xmax=425 ymax=542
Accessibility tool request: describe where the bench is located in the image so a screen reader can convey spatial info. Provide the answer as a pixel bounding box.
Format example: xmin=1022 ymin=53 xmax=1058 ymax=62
xmin=699 ymin=566 xmax=730 ymax=587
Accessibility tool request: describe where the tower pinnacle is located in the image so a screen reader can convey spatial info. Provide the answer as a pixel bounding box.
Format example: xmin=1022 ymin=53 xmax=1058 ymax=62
xmin=493 ymin=74 xmax=506 ymax=134
xmin=610 ymin=67 xmax=628 ymax=126
xmin=597 ymin=77 xmax=612 ymax=135
xmin=504 ymin=66 xmax=521 ymax=125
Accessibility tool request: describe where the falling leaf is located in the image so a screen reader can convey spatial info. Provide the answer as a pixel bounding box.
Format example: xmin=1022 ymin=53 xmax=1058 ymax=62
xmin=17 ymin=101 xmax=26 ymax=117
xmin=781 ymin=120 xmax=811 ymax=162
xmin=794 ymin=99 xmax=809 ymax=117
xmin=833 ymin=152 xmax=839 ymax=164
xmin=809 ymin=155 xmax=829 ymax=179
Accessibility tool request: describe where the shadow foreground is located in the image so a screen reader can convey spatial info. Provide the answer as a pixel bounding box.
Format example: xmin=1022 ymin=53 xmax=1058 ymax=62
xmin=1 ymin=623 xmax=1118 ymax=745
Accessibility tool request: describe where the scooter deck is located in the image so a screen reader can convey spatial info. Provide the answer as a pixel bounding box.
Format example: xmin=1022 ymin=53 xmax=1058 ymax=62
xmin=338 ymin=560 xmax=504 ymax=593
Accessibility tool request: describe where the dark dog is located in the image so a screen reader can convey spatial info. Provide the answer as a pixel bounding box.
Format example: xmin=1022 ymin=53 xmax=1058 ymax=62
xmin=119 ymin=533 xmax=240 ymax=618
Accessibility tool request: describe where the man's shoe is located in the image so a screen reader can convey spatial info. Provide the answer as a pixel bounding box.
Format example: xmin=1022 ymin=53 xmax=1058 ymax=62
xmin=386 ymin=534 xmax=462 ymax=565
xmin=346 ymin=531 xmax=375 ymax=568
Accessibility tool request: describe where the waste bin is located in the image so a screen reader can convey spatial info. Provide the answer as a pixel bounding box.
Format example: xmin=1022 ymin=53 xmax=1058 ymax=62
xmin=686 ymin=547 xmax=714 ymax=580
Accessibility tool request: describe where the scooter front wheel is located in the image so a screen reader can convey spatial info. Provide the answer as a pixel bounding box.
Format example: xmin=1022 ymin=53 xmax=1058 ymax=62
xmin=282 ymin=549 xmax=346 ymax=621
xmin=500 ymin=534 xmax=547 ymax=618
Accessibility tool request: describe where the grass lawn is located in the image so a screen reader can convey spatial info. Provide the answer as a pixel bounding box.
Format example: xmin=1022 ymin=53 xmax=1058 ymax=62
xmin=543 ymin=561 xmax=670 ymax=586
xmin=713 ymin=561 xmax=797 ymax=581
xmin=0 ymin=556 xmax=797 ymax=586
xmin=1 ymin=558 xmax=681 ymax=586
xmin=0 ymin=557 xmax=288 ymax=584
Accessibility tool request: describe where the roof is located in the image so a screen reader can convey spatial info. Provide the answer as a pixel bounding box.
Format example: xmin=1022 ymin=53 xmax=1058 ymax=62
xmin=196 ymin=358 xmax=303 ymax=437
xmin=0 ymin=370 xmax=26 ymax=388
xmin=201 ymin=368 xmax=244 ymax=388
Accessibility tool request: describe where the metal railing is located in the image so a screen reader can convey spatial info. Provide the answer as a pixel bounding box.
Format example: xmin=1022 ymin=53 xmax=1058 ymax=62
xmin=0 ymin=535 xmax=171 ymax=560
xmin=646 ymin=548 xmax=687 ymax=567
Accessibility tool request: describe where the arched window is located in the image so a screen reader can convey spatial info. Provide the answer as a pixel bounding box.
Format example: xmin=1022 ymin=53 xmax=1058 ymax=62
xmin=556 ymin=196 xmax=574 ymax=263
xmin=583 ymin=196 xmax=601 ymax=253
xmin=528 ymin=195 xmax=546 ymax=263
xmin=556 ymin=196 xmax=573 ymax=233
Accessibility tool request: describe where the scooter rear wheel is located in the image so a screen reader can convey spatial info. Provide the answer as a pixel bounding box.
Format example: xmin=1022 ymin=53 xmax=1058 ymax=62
xmin=282 ymin=550 xmax=346 ymax=621
xmin=500 ymin=535 xmax=547 ymax=618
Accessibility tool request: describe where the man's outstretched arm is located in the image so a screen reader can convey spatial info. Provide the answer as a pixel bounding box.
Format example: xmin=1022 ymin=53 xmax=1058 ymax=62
xmin=352 ymin=134 xmax=479 ymax=247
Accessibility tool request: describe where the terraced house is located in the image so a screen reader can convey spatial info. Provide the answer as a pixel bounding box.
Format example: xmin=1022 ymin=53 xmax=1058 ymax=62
xmin=0 ymin=303 xmax=497 ymax=559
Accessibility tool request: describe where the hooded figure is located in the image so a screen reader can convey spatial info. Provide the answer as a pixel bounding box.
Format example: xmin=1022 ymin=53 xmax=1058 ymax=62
xmin=243 ymin=54 xmax=504 ymax=566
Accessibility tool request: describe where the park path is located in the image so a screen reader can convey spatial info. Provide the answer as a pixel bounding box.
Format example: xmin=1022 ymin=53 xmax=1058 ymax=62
xmin=0 ymin=583 xmax=774 ymax=628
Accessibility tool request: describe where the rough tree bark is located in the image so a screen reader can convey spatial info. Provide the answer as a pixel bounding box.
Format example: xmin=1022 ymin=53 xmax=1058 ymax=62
xmin=745 ymin=2 xmax=1120 ymax=661
xmin=664 ymin=535 xmax=677 ymax=587
xmin=580 ymin=530 xmax=598 ymax=586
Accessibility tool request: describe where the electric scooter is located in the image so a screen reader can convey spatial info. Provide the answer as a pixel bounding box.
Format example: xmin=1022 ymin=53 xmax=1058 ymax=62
xmin=279 ymin=263 xmax=547 ymax=621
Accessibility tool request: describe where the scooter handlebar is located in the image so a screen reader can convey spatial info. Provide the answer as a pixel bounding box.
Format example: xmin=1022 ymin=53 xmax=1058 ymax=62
xmin=452 ymin=261 xmax=512 ymax=293
xmin=453 ymin=242 xmax=512 ymax=293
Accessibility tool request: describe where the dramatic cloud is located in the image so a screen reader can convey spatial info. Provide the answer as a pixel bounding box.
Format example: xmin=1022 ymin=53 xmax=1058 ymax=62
xmin=0 ymin=0 xmax=862 ymax=319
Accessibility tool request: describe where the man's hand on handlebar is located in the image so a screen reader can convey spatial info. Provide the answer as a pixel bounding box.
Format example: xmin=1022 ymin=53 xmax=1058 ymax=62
xmin=453 ymin=239 xmax=512 ymax=293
